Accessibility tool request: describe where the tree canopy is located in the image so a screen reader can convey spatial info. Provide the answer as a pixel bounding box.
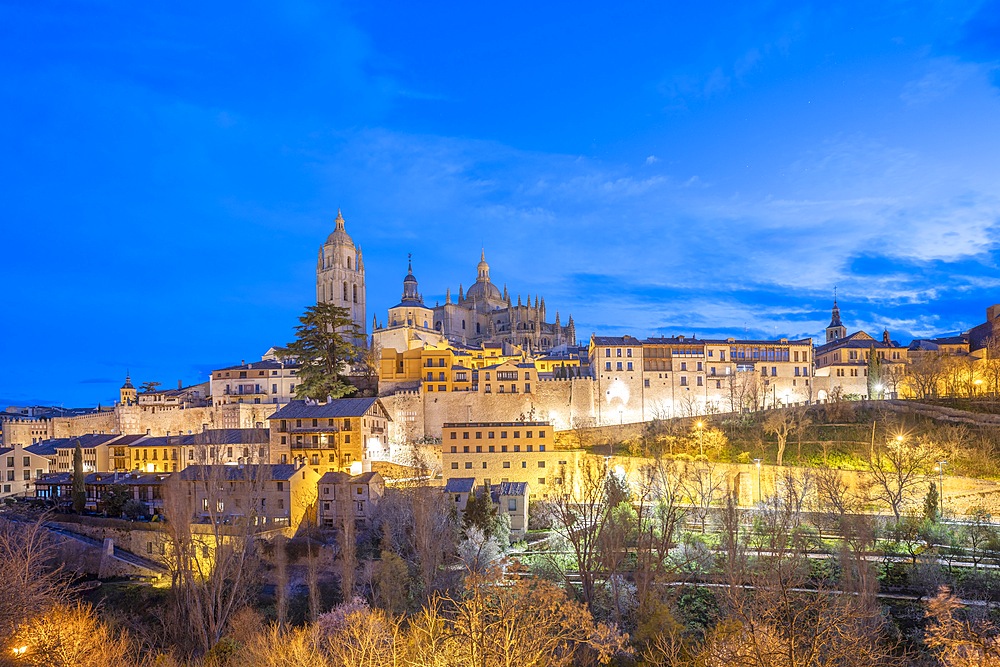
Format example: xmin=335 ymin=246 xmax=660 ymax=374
xmin=277 ymin=303 xmax=361 ymax=400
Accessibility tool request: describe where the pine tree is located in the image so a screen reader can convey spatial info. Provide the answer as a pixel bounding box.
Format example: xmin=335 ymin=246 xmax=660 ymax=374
xmin=924 ymin=481 xmax=939 ymax=522
xmin=71 ymin=442 xmax=86 ymax=513
xmin=277 ymin=303 xmax=361 ymax=400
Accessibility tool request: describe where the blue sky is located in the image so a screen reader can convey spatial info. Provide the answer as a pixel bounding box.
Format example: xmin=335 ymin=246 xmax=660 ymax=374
xmin=2 ymin=1 xmax=999 ymax=407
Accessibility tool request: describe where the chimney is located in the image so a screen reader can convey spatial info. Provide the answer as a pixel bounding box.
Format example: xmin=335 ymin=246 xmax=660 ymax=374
xmin=178 ymin=380 xmax=182 ymax=390
xmin=146 ymin=428 xmax=151 ymax=435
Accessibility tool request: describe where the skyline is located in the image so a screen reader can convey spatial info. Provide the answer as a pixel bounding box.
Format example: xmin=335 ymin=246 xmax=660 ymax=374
xmin=2 ymin=1 xmax=999 ymax=407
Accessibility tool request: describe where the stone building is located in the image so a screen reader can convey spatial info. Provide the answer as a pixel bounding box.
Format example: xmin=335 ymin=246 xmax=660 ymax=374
xmin=0 ymin=443 xmax=51 ymax=498
xmin=268 ymin=398 xmax=392 ymax=475
xmin=210 ymin=354 xmax=300 ymax=407
xmin=813 ymin=299 xmax=907 ymax=400
xmin=317 ymin=470 xmax=385 ymax=529
xmin=316 ymin=210 xmax=366 ymax=340
xmin=440 ymin=421 xmax=583 ymax=500
xmin=589 ymin=334 xmax=814 ymax=424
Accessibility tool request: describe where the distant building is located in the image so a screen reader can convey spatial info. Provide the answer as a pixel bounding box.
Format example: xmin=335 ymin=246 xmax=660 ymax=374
xmin=968 ymin=304 xmax=1000 ymax=352
xmin=441 ymin=422 xmax=578 ymax=499
xmin=210 ymin=355 xmax=301 ymax=407
xmin=813 ymin=300 xmax=907 ymax=399
xmin=0 ymin=444 xmax=51 ymax=498
xmin=317 ymin=470 xmax=385 ymax=529
xmin=491 ymin=481 xmax=529 ymax=540
xmin=174 ymin=463 xmax=321 ymax=533
xmin=589 ymin=333 xmax=814 ymax=422
xmin=137 ymin=381 xmax=210 ymax=411
xmin=444 ymin=477 xmax=477 ymax=514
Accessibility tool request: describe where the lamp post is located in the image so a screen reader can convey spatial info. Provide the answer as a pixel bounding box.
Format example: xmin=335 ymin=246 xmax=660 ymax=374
xmin=754 ymin=458 xmax=762 ymax=504
xmin=937 ymin=460 xmax=948 ymax=519
xmin=696 ymin=420 xmax=704 ymax=457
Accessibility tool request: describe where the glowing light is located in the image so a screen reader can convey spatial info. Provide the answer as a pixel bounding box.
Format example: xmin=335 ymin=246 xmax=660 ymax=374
xmin=146 ymin=463 xmax=156 ymax=473
xmin=349 ymin=461 xmax=363 ymax=476
xmin=613 ymin=465 xmax=626 ymax=477
xmin=605 ymin=380 xmax=630 ymax=406
xmin=12 ymin=646 xmax=27 ymax=656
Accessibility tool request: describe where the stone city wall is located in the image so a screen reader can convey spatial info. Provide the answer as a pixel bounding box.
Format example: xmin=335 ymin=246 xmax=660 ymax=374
xmin=381 ymin=377 xmax=596 ymax=441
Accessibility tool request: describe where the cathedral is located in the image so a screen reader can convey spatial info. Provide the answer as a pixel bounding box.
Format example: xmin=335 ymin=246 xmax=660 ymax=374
xmin=372 ymin=250 xmax=575 ymax=354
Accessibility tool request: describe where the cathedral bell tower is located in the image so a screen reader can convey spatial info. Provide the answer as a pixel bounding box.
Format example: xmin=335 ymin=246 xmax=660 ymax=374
xmin=316 ymin=210 xmax=366 ymax=341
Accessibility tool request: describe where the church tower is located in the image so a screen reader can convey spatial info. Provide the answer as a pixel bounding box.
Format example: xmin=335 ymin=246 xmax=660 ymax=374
xmin=826 ymin=297 xmax=847 ymax=343
xmin=119 ymin=373 xmax=136 ymax=406
xmin=316 ymin=210 xmax=366 ymax=340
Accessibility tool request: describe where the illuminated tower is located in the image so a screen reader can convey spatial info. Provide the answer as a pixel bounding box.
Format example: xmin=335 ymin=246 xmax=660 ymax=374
xmin=316 ymin=210 xmax=366 ymax=340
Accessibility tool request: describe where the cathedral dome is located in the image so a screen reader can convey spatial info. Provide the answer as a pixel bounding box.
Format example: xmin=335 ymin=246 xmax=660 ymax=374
xmin=466 ymin=280 xmax=501 ymax=302
xmin=466 ymin=249 xmax=502 ymax=302
xmin=325 ymin=209 xmax=355 ymax=246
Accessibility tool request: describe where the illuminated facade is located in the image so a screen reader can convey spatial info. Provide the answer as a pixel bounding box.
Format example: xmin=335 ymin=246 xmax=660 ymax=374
xmin=268 ymin=398 xmax=392 ymax=475
xmin=373 ymin=251 xmax=575 ymax=354
xmin=813 ymin=300 xmax=907 ymax=400
xmin=316 ymin=210 xmax=366 ymax=340
xmin=589 ymin=334 xmax=814 ymax=424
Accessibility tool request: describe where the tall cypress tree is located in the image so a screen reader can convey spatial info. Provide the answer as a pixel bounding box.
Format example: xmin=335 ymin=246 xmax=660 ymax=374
xmin=72 ymin=442 xmax=86 ymax=513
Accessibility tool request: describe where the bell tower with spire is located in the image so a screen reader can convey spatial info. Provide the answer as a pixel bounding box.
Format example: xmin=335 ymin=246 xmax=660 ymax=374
xmin=826 ymin=291 xmax=847 ymax=343
xmin=316 ymin=209 xmax=366 ymax=340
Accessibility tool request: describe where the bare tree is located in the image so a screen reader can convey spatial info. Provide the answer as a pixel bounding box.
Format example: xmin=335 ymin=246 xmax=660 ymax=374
xmin=763 ymin=410 xmax=794 ymax=466
xmin=548 ymin=456 xmax=612 ymax=609
xmin=0 ymin=515 xmax=70 ymax=639
xmin=682 ymin=461 xmax=724 ymax=534
xmin=633 ymin=458 xmax=687 ymax=606
xmin=160 ymin=464 xmax=266 ymax=656
xmin=867 ymin=436 xmax=933 ymax=522
xmin=925 ymin=587 xmax=1000 ymax=666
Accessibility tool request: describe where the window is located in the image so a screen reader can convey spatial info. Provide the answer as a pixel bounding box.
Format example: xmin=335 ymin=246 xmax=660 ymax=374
xmin=539 ymin=445 xmax=545 ymax=451
xmin=538 ymin=461 xmax=545 ymax=468
xmin=451 ymin=462 xmax=459 ymax=469
xmin=482 ymin=462 xmax=487 ymax=469
xmin=508 ymin=499 xmax=517 ymax=512
xmin=463 ymin=432 xmax=470 ymax=439
xmin=605 ymin=349 xmax=610 ymax=357
xmin=277 ymin=482 xmax=284 ymax=491
xmin=605 ymin=362 xmax=611 ymax=371
xmin=503 ymin=461 xmax=510 ymax=468
xmin=538 ymin=478 xmax=546 ymax=485
xmin=697 ymin=376 xmax=703 ymax=386
xmin=450 ymin=446 xmax=457 ymax=453
xmin=450 ymin=432 xmax=457 ymax=439
xmin=465 ymin=462 xmax=473 ymax=469
xmin=616 ymin=362 xmax=622 ymax=371
xmin=521 ymin=461 xmax=527 ymax=468
xmin=626 ymin=362 xmax=633 ymax=371
xmin=680 ymin=376 xmax=688 ymax=386
xmin=626 ymin=348 xmax=632 ymax=357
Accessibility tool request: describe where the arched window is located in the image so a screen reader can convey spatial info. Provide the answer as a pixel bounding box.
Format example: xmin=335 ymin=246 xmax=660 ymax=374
xmin=462 ymin=320 xmax=466 ymax=330
xmin=353 ymin=284 xmax=358 ymax=303
xmin=476 ymin=322 xmax=481 ymax=334
xmin=343 ymin=282 xmax=348 ymax=301
xmin=347 ymin=256 xmax=352 ymax=270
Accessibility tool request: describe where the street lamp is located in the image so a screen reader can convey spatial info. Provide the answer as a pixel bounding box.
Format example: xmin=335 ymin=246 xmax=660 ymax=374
xmin=753 ymin=458 xmax=762 ymax=504
xmin=937 ymin=460 xmax=948 ymax=519
xmin=873 ymin=383 xmax=884 ymax=400
xmin=696 ymin=420 xmax=704 ymax=457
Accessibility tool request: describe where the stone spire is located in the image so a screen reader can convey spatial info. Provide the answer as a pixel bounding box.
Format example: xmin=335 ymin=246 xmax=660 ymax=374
xmin=458 ymin=284 xmax=464 ymax=301
xmin=446 ymin=287 xmax=452 ymax=305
